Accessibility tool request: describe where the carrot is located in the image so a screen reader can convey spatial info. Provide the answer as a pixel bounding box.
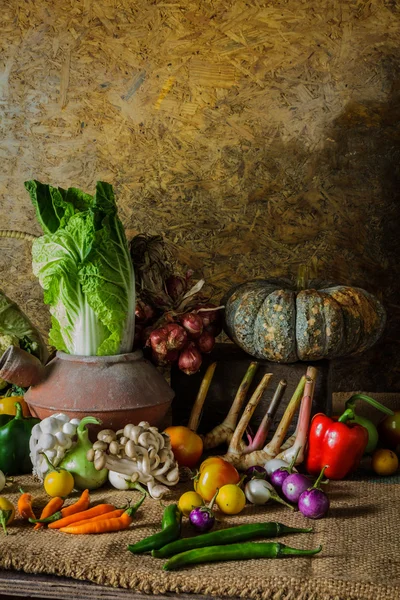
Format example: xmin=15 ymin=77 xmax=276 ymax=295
xmin=34 ymin=497 xmax=64 ymax=530
xmin=48 ymin=504 xmax=116 ymax=529
xmin=18 ymin=488 xmax=36 ymax=521
xmin=66 ymin=508 xmax=125 ymax=528
xmin=60 ymin=494 xmax=146 ymax=534
xmin=29 ymin=489 xmax=90 ymax=525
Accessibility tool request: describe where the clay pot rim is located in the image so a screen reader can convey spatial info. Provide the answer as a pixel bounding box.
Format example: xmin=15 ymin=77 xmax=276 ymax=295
xmin=55 ymin=350 xmax=144 ymax=363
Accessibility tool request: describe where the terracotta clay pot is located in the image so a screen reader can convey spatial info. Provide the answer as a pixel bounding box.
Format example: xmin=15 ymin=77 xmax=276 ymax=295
xmin=24 ymin=350 xmax=174 ymax=431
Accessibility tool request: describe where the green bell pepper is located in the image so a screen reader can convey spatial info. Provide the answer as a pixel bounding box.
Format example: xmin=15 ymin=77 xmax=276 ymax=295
xmin=0 ymin=402 xmax=40 ymax=475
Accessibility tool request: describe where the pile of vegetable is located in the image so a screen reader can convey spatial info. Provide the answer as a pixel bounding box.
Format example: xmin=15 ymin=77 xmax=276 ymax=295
xmin=130 ymin=234 xmax=223 ymax=375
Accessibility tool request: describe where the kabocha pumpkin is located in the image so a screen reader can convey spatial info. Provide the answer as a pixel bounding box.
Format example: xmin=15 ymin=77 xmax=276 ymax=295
xmin=223 ymin=280 xmax=386 ymax=363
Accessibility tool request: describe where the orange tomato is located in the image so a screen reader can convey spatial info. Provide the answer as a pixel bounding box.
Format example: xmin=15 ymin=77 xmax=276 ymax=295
xmin=0 ymin=396 xmax=31 ymax=417
xmin=164 ymin=426 xmax=203 ymax=468
xmin=195 ymin=459 xmax=240 ymax=502
xmin=199 ymin=456 xmax=226 ymax=472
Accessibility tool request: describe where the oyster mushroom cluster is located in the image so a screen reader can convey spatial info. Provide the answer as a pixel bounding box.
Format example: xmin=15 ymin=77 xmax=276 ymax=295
xmin=87 ymin=421 xmax=179 ymax=499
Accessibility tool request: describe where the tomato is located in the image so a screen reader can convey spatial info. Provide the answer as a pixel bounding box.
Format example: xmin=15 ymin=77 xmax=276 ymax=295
xmin=195 ymin=459 xmax=240 ymax=502
xmin=216 ymin=484 xmax=246 ymax=515
xmin=164 ymin=426 xmax=203 ymax=468
xmin=178 ymin=491 xmax=204 ymax=516
xmin=0 ymin=496 xmax=15 ymax=534
xmin=44 ymin=468 xmax=74 ymax=497
xmin=199 ymin=456 xmax=226 ymax=472
xmin=371 ymin=449 xmax=399 ymax=476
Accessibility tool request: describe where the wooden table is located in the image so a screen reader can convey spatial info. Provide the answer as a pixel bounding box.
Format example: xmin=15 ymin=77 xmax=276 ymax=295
xmin=0 ymin=570 xmax=224 ymax=600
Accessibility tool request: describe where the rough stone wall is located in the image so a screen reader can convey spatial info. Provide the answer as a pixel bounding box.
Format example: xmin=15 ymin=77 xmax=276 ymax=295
xmin=1 ymin=0 xmax=399 ymax=389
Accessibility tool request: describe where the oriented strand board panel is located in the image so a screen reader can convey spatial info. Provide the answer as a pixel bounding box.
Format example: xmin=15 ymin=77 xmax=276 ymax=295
xmin=0 ymin=0 xmax=400 ymax=388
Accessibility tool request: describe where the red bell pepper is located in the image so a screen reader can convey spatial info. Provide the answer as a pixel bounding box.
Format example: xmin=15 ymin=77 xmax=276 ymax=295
xmin=305 ymin=414 xmax=368 ymax=480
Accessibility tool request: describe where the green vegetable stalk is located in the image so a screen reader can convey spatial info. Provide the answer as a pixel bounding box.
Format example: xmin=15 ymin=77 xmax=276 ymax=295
xmin=58 ymin=416 xmax=108 ymax=490
xmin=25 ymin=180 xmax=135 ymax=357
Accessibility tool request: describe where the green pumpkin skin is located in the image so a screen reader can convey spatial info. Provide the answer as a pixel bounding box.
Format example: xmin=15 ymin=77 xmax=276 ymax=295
xmin=223 ymin=281 xmax=386 ymax=363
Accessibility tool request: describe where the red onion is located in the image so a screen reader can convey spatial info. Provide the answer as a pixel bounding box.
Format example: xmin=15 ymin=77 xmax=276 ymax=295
xmin=165 ymin=323 xmax=188 ymax=351
xmin=180 ymin=312 xmax=203 ymax=338
xmin=165 ymin=349 xmax=180 ymax=364
xmin=151 ymin=349 xmax=168 ymax=366
xmin=178 ymin=342 xmax=202 ymax=375
xmin=166 ymin=275 xmax=187 ymax=302
xmin=149 ymin=327 xmax=168 ymax=355
xmin=196 ymin=331 xmax=215 ymax=354
xmin=135 ymin=301 xmax=156 ymax=324
xmin=195 ymin=303 xmax=223 ymax=337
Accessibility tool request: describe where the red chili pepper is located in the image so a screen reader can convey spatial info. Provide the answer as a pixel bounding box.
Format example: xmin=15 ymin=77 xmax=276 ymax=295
xmin=304 ymin=414 xmax=368 ymax=480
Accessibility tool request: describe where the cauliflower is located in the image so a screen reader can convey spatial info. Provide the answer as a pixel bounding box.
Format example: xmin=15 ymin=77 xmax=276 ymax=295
xmin=0 ymin=334 xmax=19 ymax=390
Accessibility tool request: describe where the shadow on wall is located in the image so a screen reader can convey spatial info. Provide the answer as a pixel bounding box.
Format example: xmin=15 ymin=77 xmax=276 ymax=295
xmin=321 ymin=69 xmax=400 ymax=392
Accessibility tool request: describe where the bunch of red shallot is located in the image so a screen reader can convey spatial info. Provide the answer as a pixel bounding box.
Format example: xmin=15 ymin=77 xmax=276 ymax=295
xmin=135 ymin=302 xmax=222 ymax=375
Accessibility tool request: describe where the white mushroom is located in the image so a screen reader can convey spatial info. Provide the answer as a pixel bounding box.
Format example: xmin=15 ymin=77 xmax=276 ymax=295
xmin=87 ymin=422 xmax=179 ymax=498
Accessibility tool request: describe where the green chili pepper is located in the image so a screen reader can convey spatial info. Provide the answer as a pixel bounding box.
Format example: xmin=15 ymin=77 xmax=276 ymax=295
xmin=127 ymin=504 xmax=182 ymax=554
xmin=163 ymin=541 xmax=322 ymax=571
xmin=152 ymin=522 xmax=313 ymax=558
xmin=339 ymin=394 xmax=394 ymax=454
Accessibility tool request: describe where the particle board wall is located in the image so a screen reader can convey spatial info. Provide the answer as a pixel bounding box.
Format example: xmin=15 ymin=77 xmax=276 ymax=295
xmin=1 ymin=0 xmax=399 ymax=389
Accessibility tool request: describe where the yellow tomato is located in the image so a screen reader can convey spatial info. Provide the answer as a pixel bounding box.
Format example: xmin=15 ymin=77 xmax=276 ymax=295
xmin=216 ymin=484 xmax=246 ymax=515
xmin=0 ymin=496 xmax=15 ymax=534
xmin=195 ymin=460 xmax=240 ymax=502
xmin=44 ymin=469 xmax=74 ymax=497
xmin=199 ymin=456 xmax=227 ymax=472
xmin=178 ymin=491 xmax=204 ymax=516
xmin=372 ymin=449 xmax=399 ymax=476
xmin=0 ymin=396 xmax=31 ymax=417
xmin=164 ymin=426 xmax=204 ymax=468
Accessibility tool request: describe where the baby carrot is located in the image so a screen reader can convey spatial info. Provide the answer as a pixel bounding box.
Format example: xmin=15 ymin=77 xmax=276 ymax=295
xmin=59 ymin=495 xmax=146 ymax=535
xmin=48 ymin=504 xmax=116 ymax=529
xmin=29 ymin=489 xmax=90 ymax=525
xmin=34 ymin=497 xmax=64 ymax=530
xmin=18 ymin=488 xmax=36 ymax=521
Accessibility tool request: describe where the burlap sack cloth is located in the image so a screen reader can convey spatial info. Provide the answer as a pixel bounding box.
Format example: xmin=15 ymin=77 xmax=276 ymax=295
xmin=0 ymin=393 xmax=399 ymax=600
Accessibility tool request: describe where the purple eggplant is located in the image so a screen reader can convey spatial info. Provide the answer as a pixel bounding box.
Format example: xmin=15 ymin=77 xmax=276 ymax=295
xmin=298 ymin=466 xmax=330 ymax=519
xmin=282 ymin=473 xmax=311 ymax=503
xmin=270 ymin=447 xmax=300 ymax=491
xmin=189 ymin=490 xmax=218 ymax=533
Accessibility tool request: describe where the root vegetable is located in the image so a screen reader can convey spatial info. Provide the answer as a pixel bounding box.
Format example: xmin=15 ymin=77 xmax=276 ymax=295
xmin=196 ymin=331 xmax=215 ymax=354
xmin=165 ymin=323 xmax=188 ymax=351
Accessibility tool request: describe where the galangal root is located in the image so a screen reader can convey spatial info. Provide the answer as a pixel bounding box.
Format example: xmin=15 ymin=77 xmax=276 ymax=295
xmin=188 ymin=362 xmax=317 ymax=471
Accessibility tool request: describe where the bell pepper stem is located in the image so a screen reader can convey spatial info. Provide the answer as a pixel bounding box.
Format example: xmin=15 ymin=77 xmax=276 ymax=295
xmin=342 ymin=394 xmax=394 ymax=419
xmin=14 ymin=402 xmax=23 ymax=420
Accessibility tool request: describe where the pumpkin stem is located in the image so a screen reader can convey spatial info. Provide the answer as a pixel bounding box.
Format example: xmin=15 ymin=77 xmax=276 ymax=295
xmin=296 ymin=264 xmax=310 ymax=291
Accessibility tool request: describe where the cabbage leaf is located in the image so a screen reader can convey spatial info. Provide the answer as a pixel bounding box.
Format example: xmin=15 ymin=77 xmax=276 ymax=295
xmin=25 ymin=180 xmax=135 ymax=356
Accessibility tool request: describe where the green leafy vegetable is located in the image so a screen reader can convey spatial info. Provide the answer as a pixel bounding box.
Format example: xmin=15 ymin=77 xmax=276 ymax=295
xmin=25 ymin=180 xmax=135 ymax=356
